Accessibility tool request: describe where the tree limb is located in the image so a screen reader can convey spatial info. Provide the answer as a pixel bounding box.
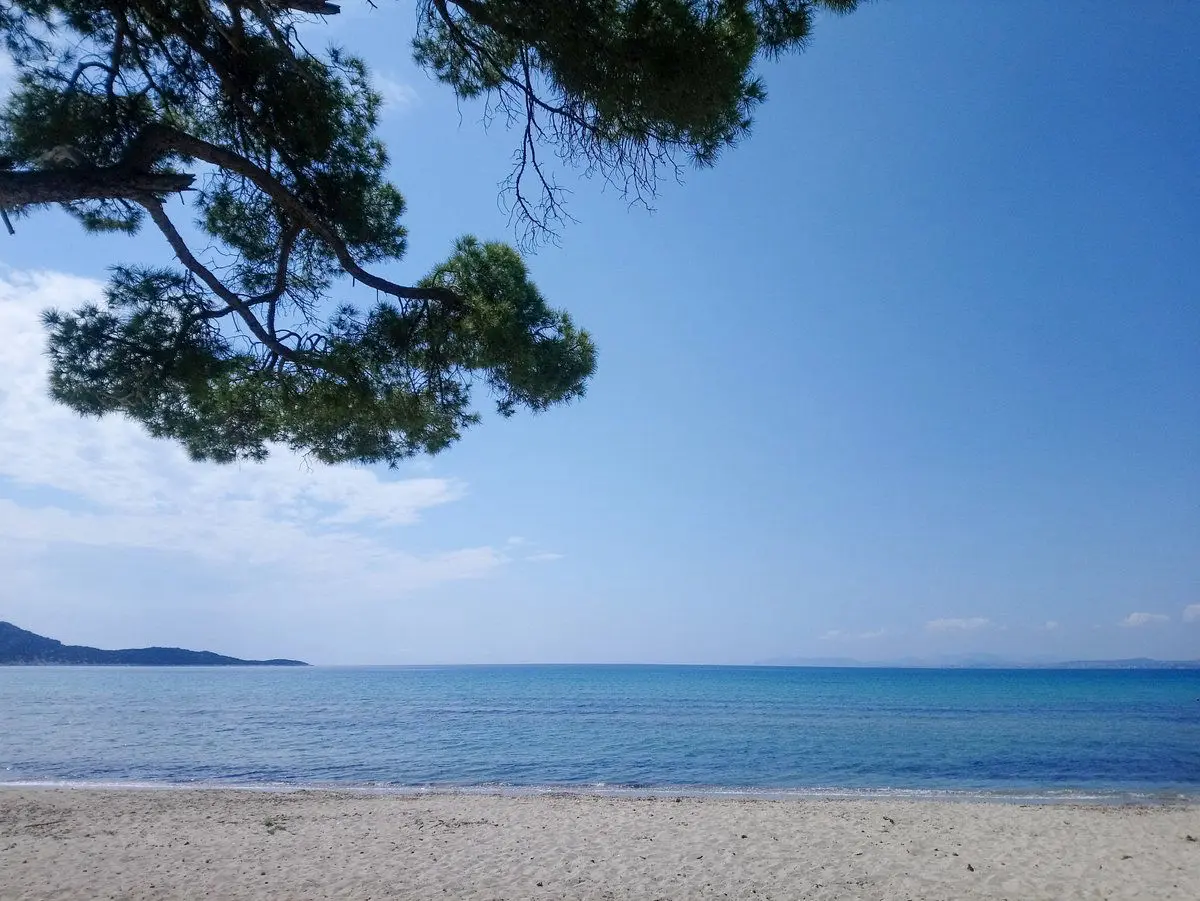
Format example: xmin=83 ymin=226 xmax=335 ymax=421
xmin=0 ymin=166 xmax=193 ymax=207
xmin=144 ymin=124 xmax=464 ymax=309
xmin=259 ymin=220 xmax=300 ymax=304
xmin=268 ymin=1 xmax=341 ymax=14
xmin=137 ymin=196 xmax=312 ymax=365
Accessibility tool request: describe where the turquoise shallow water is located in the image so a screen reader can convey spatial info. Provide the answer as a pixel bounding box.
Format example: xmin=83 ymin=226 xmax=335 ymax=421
xmin=1 ymin=666 xmax=1198 ymax=799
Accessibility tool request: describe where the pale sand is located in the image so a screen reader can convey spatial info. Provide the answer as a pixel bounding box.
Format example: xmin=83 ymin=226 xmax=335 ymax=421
xmin=1 ymin=789 xmax=1198 ymax=900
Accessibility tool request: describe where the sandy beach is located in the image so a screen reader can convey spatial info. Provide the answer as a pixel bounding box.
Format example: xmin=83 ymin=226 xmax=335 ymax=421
xmin=1 ymin=788 xmax=1197 ymax=900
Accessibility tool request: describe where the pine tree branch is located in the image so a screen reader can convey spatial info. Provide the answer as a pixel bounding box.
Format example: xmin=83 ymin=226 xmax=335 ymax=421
xmin=0 ymin=166 xmax=193 ymax=207
xmin=137 ymin=196 xmax=313 ymax=365
xmin=268 ymin=1 xmax=341 ymax=14
xmin=142 ymin=124 xmax=464 ymax=310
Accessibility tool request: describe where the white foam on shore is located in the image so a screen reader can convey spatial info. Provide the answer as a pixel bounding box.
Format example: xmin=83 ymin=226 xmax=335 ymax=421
xmin=2 ymin=778 xmax=1196 ymax=806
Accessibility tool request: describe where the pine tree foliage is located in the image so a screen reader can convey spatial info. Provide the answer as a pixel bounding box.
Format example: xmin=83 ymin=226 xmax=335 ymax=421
xmin=0 ymin=1 xmax=857 ymax=464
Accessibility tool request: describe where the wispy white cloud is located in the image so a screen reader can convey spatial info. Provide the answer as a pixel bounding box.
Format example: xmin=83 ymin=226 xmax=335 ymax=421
xmin=525 ymin=552 xmax=564 ymax=563
xmin=373 ymin=74 xmax=419 ymax=112
xmin=820 ymin=628 xmax=885 ymax=641
xmin=0 ymin=269 xmax=508 ymax=600
xmin=926 ymin=617 xmax=992 ymax=633
xmin=1183 ymin=604 xmax=1200 ymax=624
xmin=1041 ymin=620 xmax=1059 ymax=631
xmin=1119 ymin=612 xmax=1169 ymax=628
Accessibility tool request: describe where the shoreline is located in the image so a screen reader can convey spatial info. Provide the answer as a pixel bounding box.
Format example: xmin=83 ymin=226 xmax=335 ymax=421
xmin=3 ymin=786 xmax=1198 ymax=900
xmin=4 ymin=779 xmax=1199 ymax=807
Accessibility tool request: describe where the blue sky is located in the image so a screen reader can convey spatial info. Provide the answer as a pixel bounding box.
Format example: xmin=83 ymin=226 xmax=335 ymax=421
xmin=1 ymin=1 xmax=1197 ymax=664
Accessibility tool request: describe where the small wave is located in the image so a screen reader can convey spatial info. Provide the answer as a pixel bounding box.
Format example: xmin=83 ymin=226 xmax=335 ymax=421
xmin=3 ymin=778 xmax=1195 ymax=806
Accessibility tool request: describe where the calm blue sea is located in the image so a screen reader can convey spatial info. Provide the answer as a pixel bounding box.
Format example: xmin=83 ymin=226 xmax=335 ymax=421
xmin=2 ymin=666 xmax=1198 ymax=800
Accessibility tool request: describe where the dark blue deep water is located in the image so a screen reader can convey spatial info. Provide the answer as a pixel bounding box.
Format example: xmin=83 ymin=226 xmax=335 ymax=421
xmin=2 ymin=666 xmax=1198 ymax=799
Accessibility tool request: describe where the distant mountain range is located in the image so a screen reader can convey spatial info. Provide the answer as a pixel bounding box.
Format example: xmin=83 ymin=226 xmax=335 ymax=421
xmin=0 ymin=622 xmax=308 ymax=666
xmin=757 ymin=653 xmax=1200 ymax=669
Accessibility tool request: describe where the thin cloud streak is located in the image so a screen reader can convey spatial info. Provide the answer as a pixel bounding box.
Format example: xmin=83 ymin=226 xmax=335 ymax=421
xmin=926 ymin=617 xmax=992 ymax=633
xmin=1120 ymin=612 xmax=1169 ymax=628
xmin=525 ymin=552 xmax=565 ymax=563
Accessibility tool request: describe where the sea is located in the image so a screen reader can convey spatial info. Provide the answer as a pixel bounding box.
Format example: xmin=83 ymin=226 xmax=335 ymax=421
xmin=2 ymin=665 xmax=1198 ymax=802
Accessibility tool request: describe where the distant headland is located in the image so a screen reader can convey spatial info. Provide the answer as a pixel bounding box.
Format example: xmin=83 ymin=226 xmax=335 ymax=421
xmin=0 ymin=621 xmax=308 ymax=666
